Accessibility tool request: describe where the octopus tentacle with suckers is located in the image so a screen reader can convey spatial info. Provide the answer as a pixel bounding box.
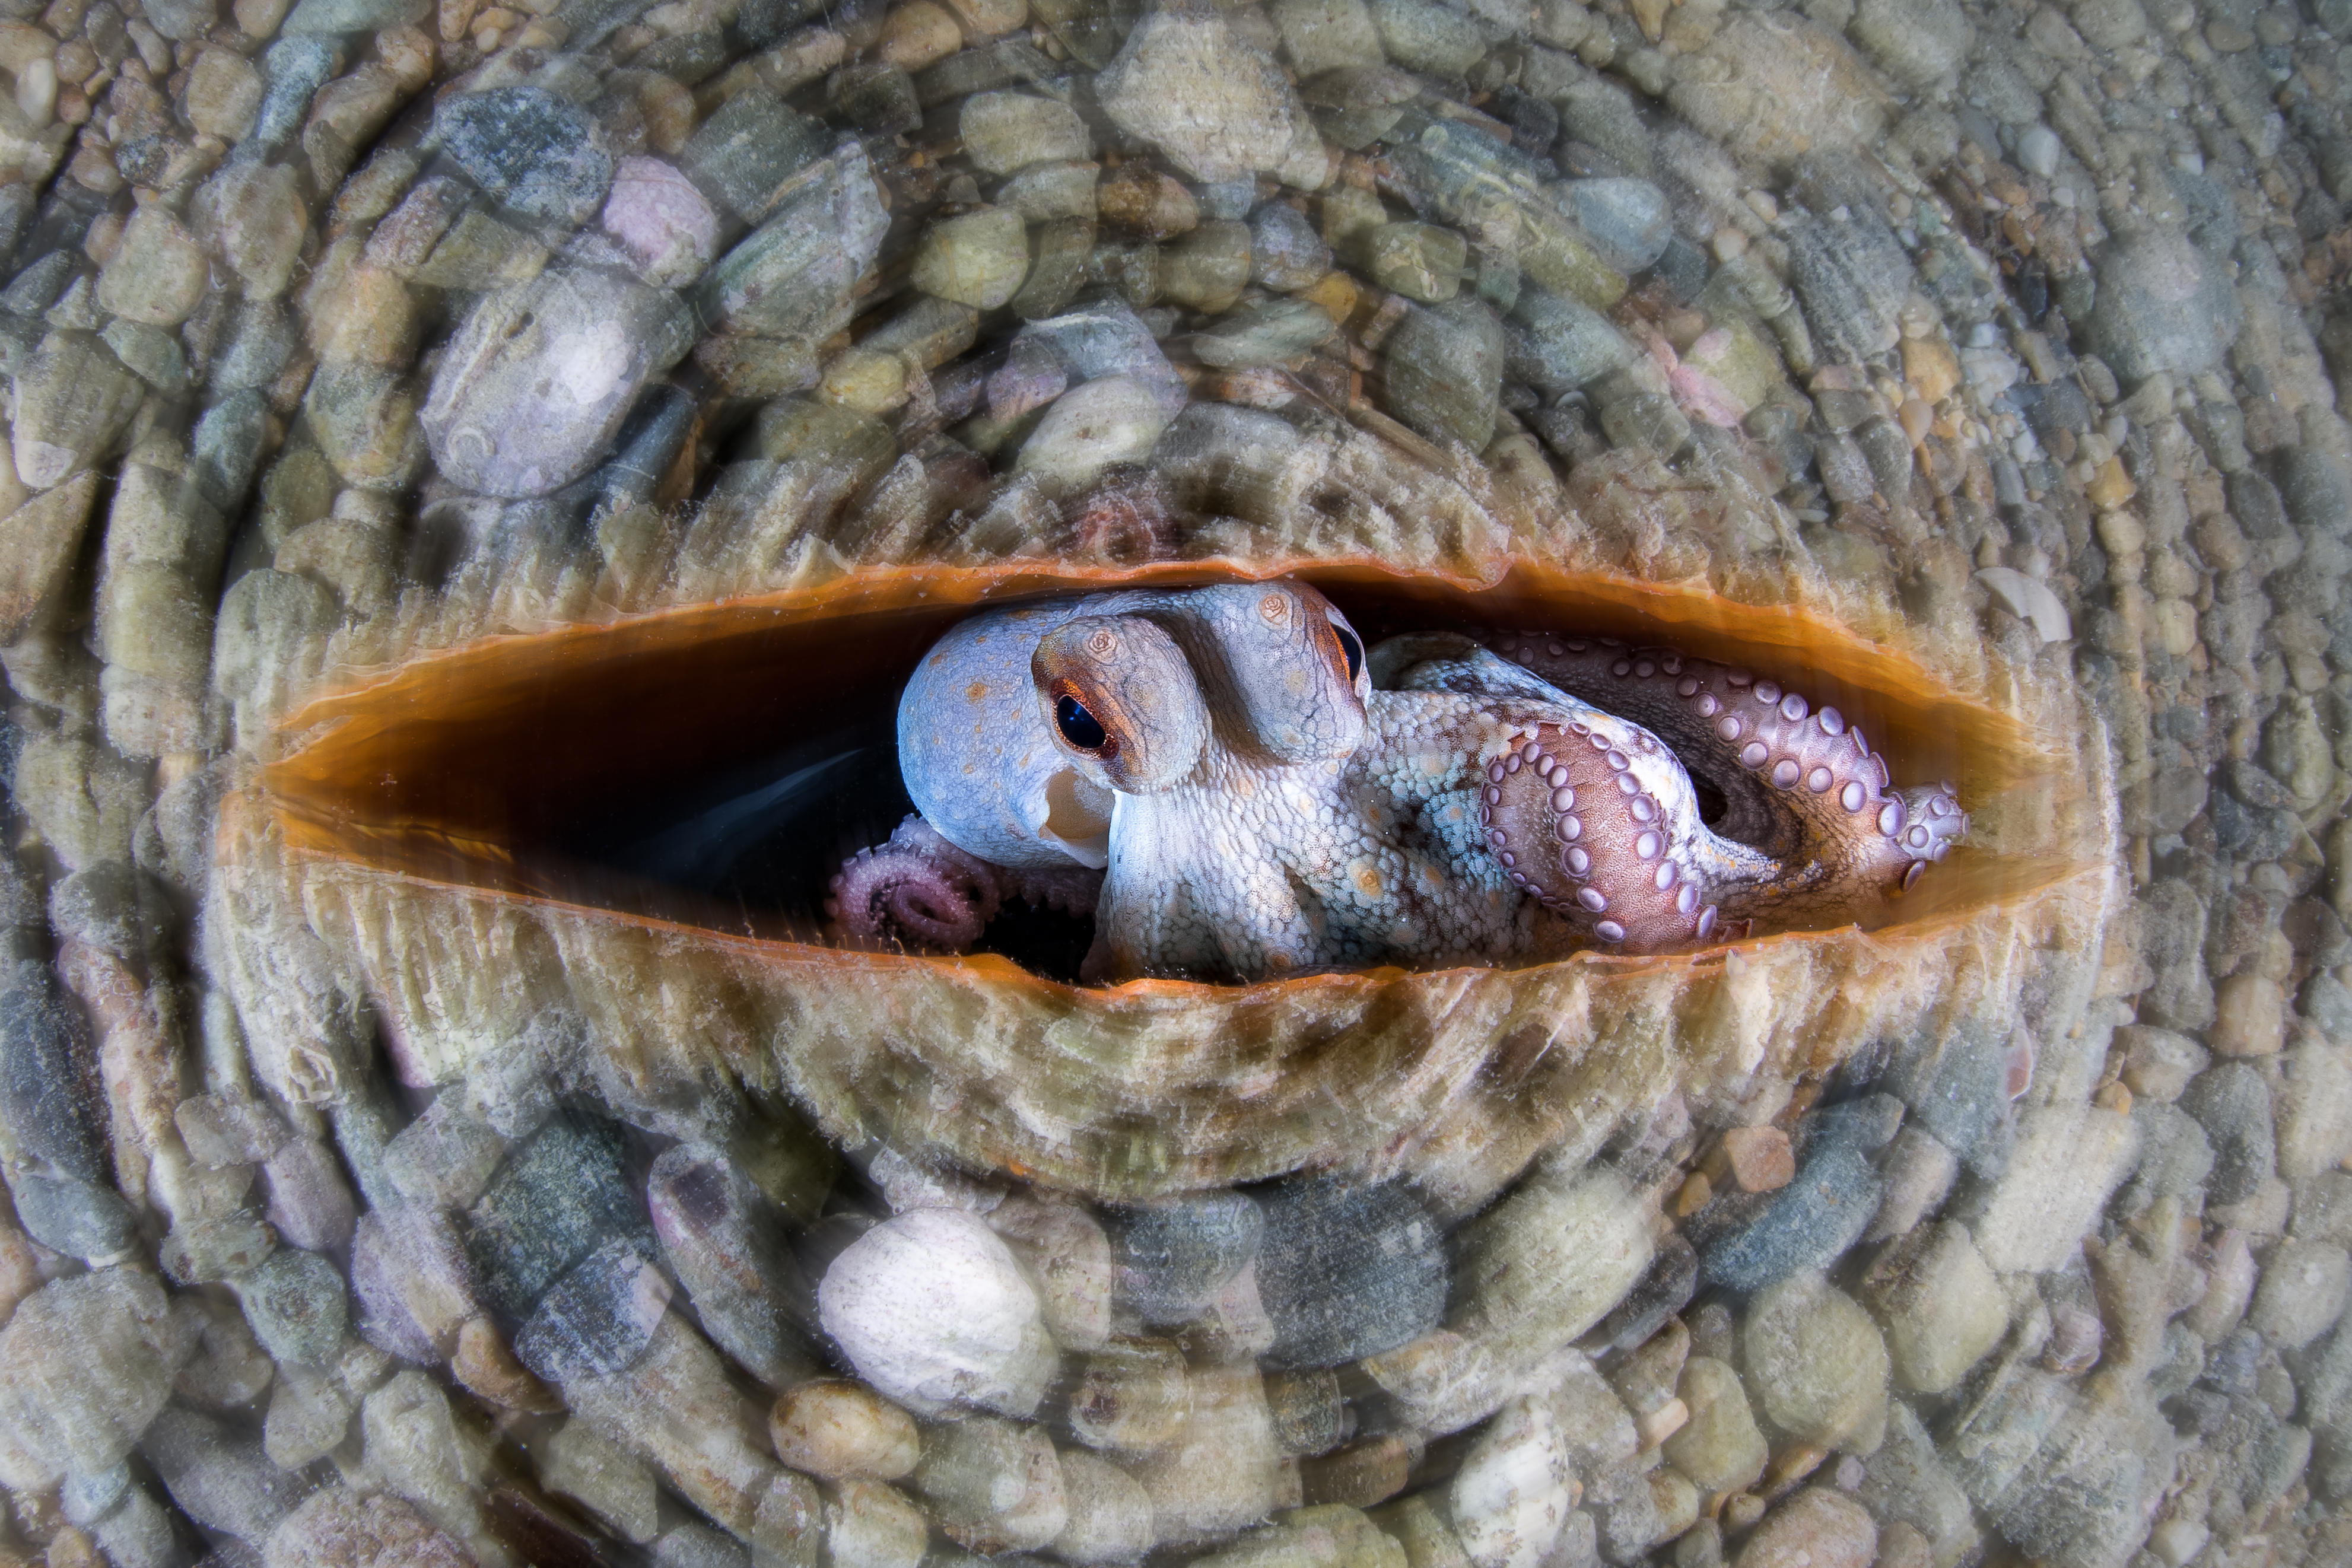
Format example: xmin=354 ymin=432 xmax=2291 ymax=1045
xmin=843 ymin=577 xmax=1965 ymax=980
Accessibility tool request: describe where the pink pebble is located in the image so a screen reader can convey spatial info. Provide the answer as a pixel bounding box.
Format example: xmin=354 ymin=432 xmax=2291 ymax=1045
xmin=600 ymin=156 xmax=718 ymax=290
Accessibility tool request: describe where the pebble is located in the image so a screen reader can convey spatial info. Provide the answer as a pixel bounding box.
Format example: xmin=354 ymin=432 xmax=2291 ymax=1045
xmin=770 ymin=1379 xmax=921 ymax=1481
xmin=144 ymin=1408 xmax=310 ymax=1544
xmin=2089 ymin=228 xmax=2243 ymax=382
xmin=421 ymin=266 xmax=696 ymax=499
xmin=0 ymin=1269 xmax=187 ymax=1487
xmin=1698 ymin=1098 xmax=1893 ymax=1292
xmin=818 ymin=1206 xmax=1056 ymax=1418
xmin=1735 ymin=1487 xmax=1876 ymax=1568
xmin=911 ymin=1414 xmax=1067 ymax=1553
xmin=2248 ymin=1238 xmax=2351 ymax=1349
xmin=1562 ymin=179 xmax=1674 ymax=275
xmin=1970 ymin=1103 xmax=2141 ymax=1273
xmin=1070 ymin=1334 xmax=1190 ymax=1452
xmin=262 ymin=1487 xmax=475 ymax=1568
xmin=681 ymin=95 xmax=828 ymax=224
xmin=647 ymin=1143 xmax=816 ymax=1385
xmin=233 ymin=1245 xmax=349 ymax=1366
xmin=1451 ymin=1395 xmax=1572 ymax=1568
xmin=602 ymin=157 xmax=720 ymax=289
xmin=2181 ymin=1062 xmax=2277 ymax=1207
xmin=1254 ymin=1178 xmax=1447 ymax=1368
xmin=382 ymin=1096 xmax=505 ymax=1210
xmin=1369 ymin=0 xmax=1487 ymax=74
xmin=961 ymin=90 xmax=1091 ymax=176
xmin=989 ymin=1193 xmax=1113 ymax=1352
xmin=1859 ymin=1221 xmax=2009 ymax=1394
xmin=1741 ymin=1273 xmax=1890 ymax=1454
xmin=1193 ymin=296 xmax=1339 ymax=368
xmin=1096 ymin=3 xmax=1322 ymax=186
xmin=1013 ymin=375 xmax=1176 ymax=494
xmin=1252 ymin=201 xmax=1333 ymax=291
xmin=514 ymin=1238 xmax=673 ymax=1384
xmin=914 ymin=206 xmax=1032 ymax=308
xmin=1369 ymin=221 xmax=1469 ymax=303
xmin=542 ymin=1416 xmax=660 ymax=1542
xmin=465 ymin=1113 xmax=658 ymax=1321
xmin=1386 ymin=297 xmax=1503 ymax=450
xmin=435 ymin=87 xmax=615 ymax=225
xmin=1663 ymin=1355 xmax=1768 ymax=1494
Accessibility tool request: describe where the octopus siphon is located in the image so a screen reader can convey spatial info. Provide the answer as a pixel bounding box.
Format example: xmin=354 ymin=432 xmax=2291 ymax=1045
xmin=829 ymin=579 xmax=1966 ymax=982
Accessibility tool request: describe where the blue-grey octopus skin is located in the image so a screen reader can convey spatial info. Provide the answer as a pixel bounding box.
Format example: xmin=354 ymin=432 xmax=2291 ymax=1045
xmin=859 ymin=579 xmax=1965 ymax=982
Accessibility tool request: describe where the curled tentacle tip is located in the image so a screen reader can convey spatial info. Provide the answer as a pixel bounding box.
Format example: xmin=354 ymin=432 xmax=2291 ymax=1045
xmin=831 ymin=815 xmax=1005 ymax=949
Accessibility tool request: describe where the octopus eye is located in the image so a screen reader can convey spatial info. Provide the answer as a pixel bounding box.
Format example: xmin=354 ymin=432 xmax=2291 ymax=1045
xmin=1331 ymin=621 xmax=1364 ymax=683
xmin=1055 ymin=689 xmax=1112 ymax=755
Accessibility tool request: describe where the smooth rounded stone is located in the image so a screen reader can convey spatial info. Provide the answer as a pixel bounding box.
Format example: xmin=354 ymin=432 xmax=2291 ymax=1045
xmin=266 ymin=1361 xmax=354 ymax=1470
xmin=1162 ymin=220 xmax=1254 ymax=311
xmin=260 ymin=1128 xmax=350 ymax=1251
xmin=96 ymin=208 xmax=208 ymax=327
xmin=1451 ymin=1395 xmax=1571 ymax=1568
xmin=515 ymin=1239 xmax=673 ymax=1385
xmin=649 ymin=1143 xmax=817 ymax=1386
xmin=262 ymin=1487 xmax=475 ymax=1568
xmin=1368 ymin=0 xmax=1487 ymax=74
xmin=1562 ymin=180 xmax=1671 ymax=275
xmin=1369 ymin=222 xmax=1468 ymax=303
xmin=1070 ymin=1335 xmax=1190 ymax=1452
xmin=1099 ymin=166 xmax=1200 ymax=241
xmin=282 ymin=0 xmax=425 ymax=27
xmin=1272 ymin=0 xmax=1384 ymax=73
xmin=143 ymin=1408 xmax=310 ymax=1544
xmin=2211 ymin=973 xmax=2287 ymax=1057
xmin=234 ymin=1246 xmax=349 ymax=1366
xmin=1254 ymin=1178 xmax=1446 ymax=1369
xmin=12 ymin=1171 xmax=136 ymax=1260
xmin=911 ymin=1415 xmax=1068 ymax=1554
xmin=11 ymin=330 xmax=142 ymax=489
xmin=1858 ymin=1221 xmax=2007 ymax=1394
xmin=542 ymin=1416 xmax=660 ymax=1543
xmin=0 ymin=1269 xmax=189 ymax=1488
xmin=1848 ymin=0 xmax=1970 ymax=84
xmin=1053 ymin=1449 xmax=1156 ymax=1563
xmin=1127 ymin=1362 xmax=1281 ymax=1544
xmin=600 ymin=158 xmax=719 ymax=289
xmin=1696 ymin=1106 xmax=1889 ymax=1293
xmin=1662 ymin=1356 xmax=1766 ymax=1494
xmin=191 ymin=161 xmax=307 ymax=300
xmin=657 ymin=1524 xmax=753 ymax=1568
xmin=2278 ymin=444 xmax=2352 ymax=539
xmin=770 ymin=1380 xmax=921 ymax=1481
xmin=1251 ymin=201 xmax=1333 ymax=291
xmin=1013 ymin=376 xmax=1175 ymax=494
xmin=678 ymin=94 xmax=828 ymax=224
xmin=1741 ymin=1273 xmax=1889 ymax=1454
xmin=1096 ymin=2 xmax=1323 ymax=185
xmin=2181 ymin=1063 xmax=2277 ymax=1207
xmin=2014 ymin=123 xmax=2062 ymax=179
xmin=352 ymin=1203 xmax=477 ymax=1362
xmin=2118 ymin=1025 xmax=2210 ymax=1102
xmin=960 ymin=91 xmax=1093 ymax=177
xmin=1 ymin=963 xmax=106 ymax=1185
xmin=435 ymin=87 xmax=615 ymax=225
xmin=913 ymin=207 xmax=1032 ymax=309
xmin=2277 ymin=1040 xmax=2352 ymax=1182
xmin=996 ymin=160 xmax=1101 ymax=224
xmin=989 ymin=1194 xmax=1114 ymax=1352
xmin=177 ymin=1296 xmax=278 ymax=1410
xmin=1969 ymin=1103 xmax=2142 ymax=1274
xmin=700 ymin=143 xmax=891 ymax=342
xmin=465 ymin=1114 xmax=654 ymax=1322
xmin=422 ymin=267 xmax=695 ymax=498
xmin=822 ymin=1477 xmax=928 ymax=1568
xmin=1736 ymin=1487 xmax=1876 ymax=1568
xmin=382 ymin=1098 xmax=504 ymax=1211
xmin=1110 ymin=1190 xmax=1265 ymax=1325
xmin=1194 ymin=297 xmax=1340 ymax=368
xmin=1386 ymin=297 xmax=1503 ymax=450
xmin=2248 ymin=1239 xmax=2351 ymax=1350
xmin=2089 ymin=228 xmax=2243 ymax=383
xmin=1264 ymin=1367 xmax=1345 ymax=1456
xmin=818 ymin=1207 xmax=1056 ymax=1418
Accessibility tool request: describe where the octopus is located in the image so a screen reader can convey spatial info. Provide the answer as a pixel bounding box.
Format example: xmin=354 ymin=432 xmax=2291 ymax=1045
xmin=831 ymin=579 xmax=1967 ymax=982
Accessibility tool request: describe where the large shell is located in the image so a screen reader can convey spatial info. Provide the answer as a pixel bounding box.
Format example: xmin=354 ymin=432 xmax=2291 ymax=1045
xmin=222 ymin=460 xmax=2118 ymax=1208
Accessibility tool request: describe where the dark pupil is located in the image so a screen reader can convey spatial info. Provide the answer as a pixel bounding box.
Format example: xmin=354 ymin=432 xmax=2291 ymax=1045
xmin=1056 ymin=694 xmax=1108 ymax=750
xmin=1334 ymin=623 xmax=1363 ymax=682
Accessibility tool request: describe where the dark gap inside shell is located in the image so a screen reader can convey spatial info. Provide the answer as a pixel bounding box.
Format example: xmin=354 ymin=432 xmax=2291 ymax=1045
xmin=265 ymin=557 xmax=2064 ymax=985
